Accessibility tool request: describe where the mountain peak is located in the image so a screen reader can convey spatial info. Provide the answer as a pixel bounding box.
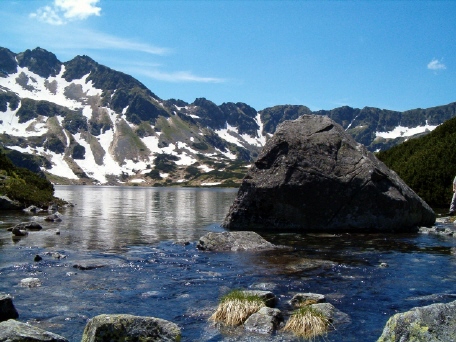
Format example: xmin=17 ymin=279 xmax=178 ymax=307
xmin=16 ymin=47 xmax=62 ymax=78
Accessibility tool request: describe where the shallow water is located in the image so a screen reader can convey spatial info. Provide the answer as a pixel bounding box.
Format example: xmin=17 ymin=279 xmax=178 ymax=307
xmin=1 ymin=185 xmax=456 ymax=341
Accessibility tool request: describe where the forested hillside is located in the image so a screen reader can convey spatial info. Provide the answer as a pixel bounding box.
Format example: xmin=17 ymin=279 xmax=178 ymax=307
xmin=0 ymin=148 xmax=57 ymax=207
xmin=377 ymin=116 xmax=456 ymax=208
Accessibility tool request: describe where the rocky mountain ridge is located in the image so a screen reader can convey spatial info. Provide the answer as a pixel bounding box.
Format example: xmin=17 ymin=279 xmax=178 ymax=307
xmin=1 ymin=46 xmax=456 ymax=186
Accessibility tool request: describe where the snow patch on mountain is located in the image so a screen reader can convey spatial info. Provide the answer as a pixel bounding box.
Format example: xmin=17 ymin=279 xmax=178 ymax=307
xmin=376 ymin=121 xmax=439 ymax=139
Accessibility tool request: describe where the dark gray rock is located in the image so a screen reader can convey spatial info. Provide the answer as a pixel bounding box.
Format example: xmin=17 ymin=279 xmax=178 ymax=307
xmin=197 ymin=231 xmax=276 ymax=251
xmin=44 ymin=213 xmax=62 ymax=222
xmin=0 ymin=196 xmax=22 ymax=210
xmin=377 ymin=300 xmax=456 ymax=342
xmin=223 ymin=115 xmax=435 ymax=232
xmin=0 ymin=319 xmax=68 ymax=341
xmin=0 ymin=294 xmax=18 ymax=322
xmin=243 ymin=307 xmax=283 ymax=334
xmin=14 ymin=222 xmax=43 ymax=231
xmin=81 ymin=314 xmax=181 ymax=342
xmin=11 ymin=226 xmax=28 ymax=237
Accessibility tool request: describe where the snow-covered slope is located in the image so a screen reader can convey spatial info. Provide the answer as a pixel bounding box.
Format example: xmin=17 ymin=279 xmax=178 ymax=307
xmin=2 ymin=46 xmax=456 ymax=185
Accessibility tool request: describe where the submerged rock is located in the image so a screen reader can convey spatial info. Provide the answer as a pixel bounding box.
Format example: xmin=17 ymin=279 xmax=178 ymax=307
xmin=223 ymin=115 xmax=435 ymax=232
xmin=378 ymin=300 xmax=456 ymax=342
xmin=0 ymin=319 xmax=68 ymax=341
xmin=0 ymin=293 xmax=19 ymax=322
xmin=11 ymin=226 xmax=28 ymax=237
xmin=45 ymin=213 xmax=62 ymax=222
xmin=197 ymin=231 xmax=276 ymax=251
xmin=14 ymin=222 xmax=43 ymax=231
xmin=81 ymin=314 xmax=181 ymax=342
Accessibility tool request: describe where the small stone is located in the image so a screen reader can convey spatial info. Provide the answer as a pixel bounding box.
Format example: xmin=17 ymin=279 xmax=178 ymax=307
xmin=34 ymin=255 xmax=43 ymax=262
xmin=244 ymin=307 xmax=283 ymax=334
xmin=290 ymin=293 xmax=326 ymax=307
xmin=20 ymin=277 xmax=42 ymax=288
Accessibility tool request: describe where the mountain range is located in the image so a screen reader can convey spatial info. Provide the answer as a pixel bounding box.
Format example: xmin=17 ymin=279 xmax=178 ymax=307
xmin=1 ymin=46 xmax=456 ymax=186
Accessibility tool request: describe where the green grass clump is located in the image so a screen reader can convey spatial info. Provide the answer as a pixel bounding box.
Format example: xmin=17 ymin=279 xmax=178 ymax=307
xmin=283 ymin=306 xmax=329 ymax=339
xmin=209 ymin=290 xmax=266 ymax=326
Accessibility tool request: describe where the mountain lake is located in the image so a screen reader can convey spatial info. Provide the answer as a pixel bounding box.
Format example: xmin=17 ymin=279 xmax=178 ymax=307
xmin=1 ymin=185 xmax=456 ymax=341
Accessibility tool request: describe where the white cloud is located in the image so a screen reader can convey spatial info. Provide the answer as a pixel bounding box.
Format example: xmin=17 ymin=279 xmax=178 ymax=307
xmin=427 ymin=58 xmax=446 ymax=71
xmin=138 ymin=69 xmax=226 ymax=83
xmin=30 ymin=0 xmax=101 ymax=25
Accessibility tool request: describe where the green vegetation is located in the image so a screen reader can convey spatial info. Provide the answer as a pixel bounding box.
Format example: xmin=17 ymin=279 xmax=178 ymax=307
xmin=209 ymin=290 xmax=267 ymax=326
xmin=0 ymin=149 xmax=58 ymax=207
xmin=376 ymin=116 xmax=456 ymax=207
xmin=283 ymin=306 xmax=329 ymax=339
xmin=17 ymin=98 xmax=78 ymax=123
xmin=154 ymin=153 xmax=179 ymax=173
xmin=62 ymin=111 xmax=88 ymax=134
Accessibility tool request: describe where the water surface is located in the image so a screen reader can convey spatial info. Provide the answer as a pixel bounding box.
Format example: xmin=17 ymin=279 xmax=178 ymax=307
xmin=1 ymin=185 xmax=456 ymax=341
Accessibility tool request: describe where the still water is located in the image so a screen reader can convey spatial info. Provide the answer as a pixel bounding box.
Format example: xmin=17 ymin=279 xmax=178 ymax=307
xmin=1 ymin=185 xmax=456 ymax=341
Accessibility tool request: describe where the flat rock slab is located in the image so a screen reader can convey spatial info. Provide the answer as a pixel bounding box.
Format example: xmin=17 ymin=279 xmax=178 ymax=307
xmin=197 ymin=231 xmax=276 ymax=251
xmin=0 ymin=319 xmax=68 ymax=341
xmin=81 ymin=314 xmax=181 ymax=342
xmin=378 ymin=300 xmax=456 ymax=342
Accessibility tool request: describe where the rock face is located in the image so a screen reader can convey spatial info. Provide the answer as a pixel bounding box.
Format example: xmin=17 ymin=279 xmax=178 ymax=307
xmin=377 ymin=300 xmax=456 ymax=342
xmin=0 ymin=294 xmax=19 ymax=322
xmin=0 ymin=319 xmax=68 ymax=342
xmin=197 ymin=231 xmax=276 ymax=251
xmin=223 ymin=115 xmax=436 ymax=232
xmin=81 ymin=314 xmax=181 ymax=342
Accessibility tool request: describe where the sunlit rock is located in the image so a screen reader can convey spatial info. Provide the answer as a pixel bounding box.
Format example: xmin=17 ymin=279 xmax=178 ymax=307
xmin=81 ymin=314 xmax=181 ymax=342
xmin=244 ymin=307 xmax=283 ymax=334
xmin=0 ymin=319 xmax=68 ymax=341
xmin=197 ymin=231 xmax=276 ymax=251
xmin=378 ymin=300 xmax=456 ymax=342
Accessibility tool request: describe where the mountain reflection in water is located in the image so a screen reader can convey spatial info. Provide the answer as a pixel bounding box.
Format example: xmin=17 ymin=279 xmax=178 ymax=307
xmin=1 ymin=185 xmax=456 ymax=341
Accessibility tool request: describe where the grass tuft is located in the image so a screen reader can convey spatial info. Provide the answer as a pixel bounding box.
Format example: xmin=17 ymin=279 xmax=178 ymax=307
xmin=283 ymin=306 xmax=329 ymax=339
xmin=209 ymin=290 xmax=266 ymax=326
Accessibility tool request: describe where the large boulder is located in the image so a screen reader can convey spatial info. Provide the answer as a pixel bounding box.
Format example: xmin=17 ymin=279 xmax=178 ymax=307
xmin=223 ymin=115 xmax=435 ymax=232
xmin=0 ymin=319 xmax=68 ymax=341
xmin=81 ymin=314 xmax=181 ymax=342
xmin=377 ymin=300 xmax=456 ymax=342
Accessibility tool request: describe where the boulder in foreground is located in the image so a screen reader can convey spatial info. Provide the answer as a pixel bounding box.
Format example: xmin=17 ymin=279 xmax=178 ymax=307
xmin=377 ymin=300 xmax=456 ymax=342
xmin=81 ymin=314 xmax=181 ymax=342
xmin=0 ymin=319 xmax=68 ymax=342
xmin=223 ymin=115 xmax=435 ymax=232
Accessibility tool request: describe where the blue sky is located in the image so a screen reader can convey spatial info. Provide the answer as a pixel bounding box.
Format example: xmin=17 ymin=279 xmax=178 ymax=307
xmin=1 ymin=0 xmax=455 ymax=112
